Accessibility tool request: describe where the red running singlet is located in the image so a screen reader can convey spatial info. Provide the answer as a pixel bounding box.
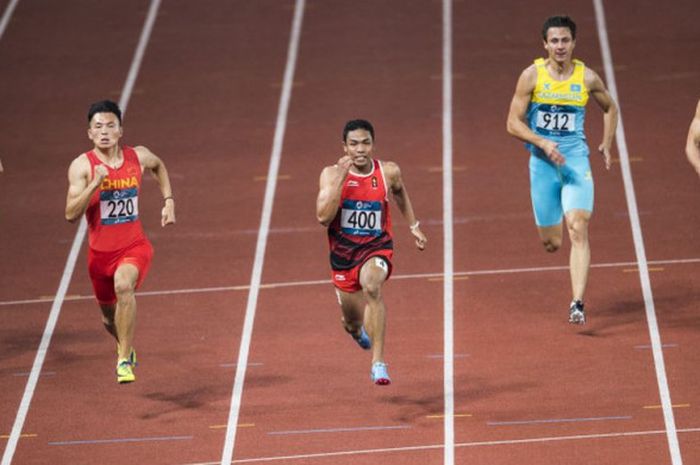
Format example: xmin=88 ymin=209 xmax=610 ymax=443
xmin=327 ymin=159 xmax=393 ymax=271
xmin=85 ymin=146 xmax=148 ymax=252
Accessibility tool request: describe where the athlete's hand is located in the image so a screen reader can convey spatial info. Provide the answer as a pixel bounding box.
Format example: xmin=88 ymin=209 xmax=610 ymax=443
xmin=0 ymin=158 xmax=3 ymax=173
xmin=541 ymin=140 xmax=565 ymax=166
xmin=93 ymin=164 xmax=109 ymax=184
xmin=598 ymin=144 xmax=612 ymax=170
xmin=161 ymin=199 xmax=176 ymax=227
xmin=336 ymin=155 xmax=353 ymax=175
xmin=411 ymin=225 xmax=427 ymax=251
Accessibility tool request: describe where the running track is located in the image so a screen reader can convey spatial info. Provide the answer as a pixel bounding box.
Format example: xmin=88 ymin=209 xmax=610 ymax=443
xmin=1 ymin=1 xmax=699 ymax=464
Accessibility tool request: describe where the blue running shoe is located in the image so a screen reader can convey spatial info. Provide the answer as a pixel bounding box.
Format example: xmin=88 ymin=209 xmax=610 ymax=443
xmin=371 ymin=362 xmax=391 ymax=386
xmin=568 ymin=300 xmax=586 ymax=325
xmin=352 ymin=326 xmax=372 ymax=350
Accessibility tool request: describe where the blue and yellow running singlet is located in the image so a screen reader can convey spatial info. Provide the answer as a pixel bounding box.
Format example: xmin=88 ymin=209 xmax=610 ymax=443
xmin=527 ymin=58 xmax=589 ymax=159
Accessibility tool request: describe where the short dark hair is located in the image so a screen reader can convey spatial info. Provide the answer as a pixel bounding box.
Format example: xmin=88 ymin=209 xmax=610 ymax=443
xmin=542 ymin=15 xmax=576 ymax=41
xmin=343 ymin=119 xmax=375 ymax=142
xmin=87 ymin=100 xmax=122 ymax=125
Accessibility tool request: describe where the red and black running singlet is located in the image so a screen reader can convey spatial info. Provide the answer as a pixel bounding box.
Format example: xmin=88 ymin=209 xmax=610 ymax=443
xmin=327 ymin=159 xmax=393 ymax=270
xmin=85 ymin=146 xmax=147 ymax=252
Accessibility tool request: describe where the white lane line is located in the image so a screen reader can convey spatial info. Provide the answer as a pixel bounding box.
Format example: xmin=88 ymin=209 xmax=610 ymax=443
xmin=0 ymin=2 xmax=162 ymax=464
xmin=0 ymin=0 xmax=19 ymax=42
xmin=267 ymin=425 xmax=411 ymax=436
xmin=219 ymin=1 xmax=305 ymax=464
xmin=487 ymin=415 xmax=632 ymax=426
xmin=441 ymin=1 xmax=455 ymax=465
xmin=3 ymin=257 xmax=700 ymax=308
xmin=593 ymin=2 xmax=682 ymax=464
xmin=181 ymin=427 xmax=700 ymax=465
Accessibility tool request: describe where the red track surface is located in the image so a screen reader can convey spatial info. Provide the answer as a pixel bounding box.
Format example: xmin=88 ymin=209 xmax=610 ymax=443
xmin=1 ymin=1 xmax=699 ymax=464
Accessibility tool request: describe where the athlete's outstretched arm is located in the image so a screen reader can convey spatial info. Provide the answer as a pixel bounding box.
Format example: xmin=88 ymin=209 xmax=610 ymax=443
xmin=65 ymin=155 xmax=107 ymax=222
xmin=135 ymin=146 xmax=175 ymax=227
xmin=316 ymin=156 xmax=352 ymax=227
xmin=383 ymin=161 xmax=426 ymax=251
xmin=506 ymin=65 xmax=565 ymax=165
xmin=686 ymin=99 xmax=700 ymax=178
xmin=586 ymin=69 xmax=618 ymax=170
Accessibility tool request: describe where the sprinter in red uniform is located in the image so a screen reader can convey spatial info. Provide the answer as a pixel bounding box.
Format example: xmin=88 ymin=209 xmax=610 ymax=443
xmin=65 ymin=100 xmax=175 ymax=384
xmin=316 ymin=120 xmax=427 ymax=385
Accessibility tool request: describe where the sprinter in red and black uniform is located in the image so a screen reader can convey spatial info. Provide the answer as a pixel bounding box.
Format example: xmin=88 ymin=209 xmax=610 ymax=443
xmin=316 ymin=120 xmax=427 ymax=385
xmin=65 ymin=100 xmax=176 ymax=384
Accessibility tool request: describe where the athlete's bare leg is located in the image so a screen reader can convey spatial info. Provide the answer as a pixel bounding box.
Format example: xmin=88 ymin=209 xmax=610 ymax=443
xmin=99 ymin=304 xmax=118 ymax=343
xmin=565 ymin=209 xmax=591 ymax=301
xmin=113 ymin=263 xmax=139 ymax=360
xmin=336 ymin=289 xmax=366 ymax=337
xmin=537 ymin=222 xmax=563 ymax=253
xmin=359 ymin=257 xmax=389 ymax=365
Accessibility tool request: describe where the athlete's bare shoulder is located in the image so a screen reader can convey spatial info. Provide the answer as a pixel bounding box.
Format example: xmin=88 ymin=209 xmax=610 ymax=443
xmin=132 ymin=145 xmax=154 ymax=159
xmin=380 ymin=160 xmax=403 ymax=190
xmin=513 ymin=63 xmax=538 ymax=96
xmin=67 ymin=152 xmax=91 ymax=177
xmin=380 ymin=159 xmax=400 ymax=176
xmin=319 ymin=163 xmax=339 ymax=180
xmin=132 ymin=145 xmax=161 ymax=170
xmin=583 ymin=66 xmax=605 ymax=90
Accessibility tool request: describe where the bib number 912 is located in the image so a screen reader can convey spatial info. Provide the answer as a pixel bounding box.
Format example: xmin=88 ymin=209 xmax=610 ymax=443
xmin=537 ymin=111 xmax=575 ymax=132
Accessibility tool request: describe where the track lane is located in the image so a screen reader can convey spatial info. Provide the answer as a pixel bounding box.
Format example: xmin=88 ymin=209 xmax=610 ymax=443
xmin=4 ymin=2 xmax=297 ymax=464
xmin=230 ymin=1 xmax=446 ymax=463
xmin=451 ymin=1 xmax=681 ymax=464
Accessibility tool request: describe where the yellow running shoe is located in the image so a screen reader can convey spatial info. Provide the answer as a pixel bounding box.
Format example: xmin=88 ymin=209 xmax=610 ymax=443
xmin=116 ymin=359 xmax=136 ymax=384
xmin=116 ymin=346 xmax=138 ymax=367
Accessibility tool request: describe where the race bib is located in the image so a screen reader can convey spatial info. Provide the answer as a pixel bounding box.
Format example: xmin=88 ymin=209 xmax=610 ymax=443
xmin=340 ymin=199 xmax=382 ymax=236
xmin=100 ymin=188 xmax=139 ymax=225
xmin=536 ymin=110 xmax=576 ymax=132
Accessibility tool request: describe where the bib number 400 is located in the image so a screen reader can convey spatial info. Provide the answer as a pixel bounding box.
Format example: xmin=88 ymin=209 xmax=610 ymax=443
xmin=346 ymin=210 xmax=377 ymax=230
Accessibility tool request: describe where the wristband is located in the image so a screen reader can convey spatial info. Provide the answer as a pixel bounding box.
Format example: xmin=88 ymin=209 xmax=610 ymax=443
xmin=164 ymin=196 xmax=174 ymax=202
xmin=410 ymin=221 xmax=420 ymax=231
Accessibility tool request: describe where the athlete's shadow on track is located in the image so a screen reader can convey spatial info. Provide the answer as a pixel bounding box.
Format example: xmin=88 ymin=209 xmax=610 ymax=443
xmin=575 ymin=279 xmax=700 ymax=337
xmin=0 ymin=328 xmax=102 ymax=368
xmin=139 ymin=373 xmax=292 ymax=420
xmin=381 ymin=378 xmax=536 ymax=423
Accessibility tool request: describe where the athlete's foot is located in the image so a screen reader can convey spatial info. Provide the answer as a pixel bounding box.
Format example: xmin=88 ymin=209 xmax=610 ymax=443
xmin=351 ymin=326 xmax=372 ymax=350
xmin=117 ymin=345 xmax=138 ymax=367
xmin=569 ymin=300 xmax=586 ymax=325
xmin=343 ymin=320 xmax=371 ymax=350
xmin=371 ymin=361 xmax=391 ymax=386
xmin=116 ymin=359 xmax=135 ymax=384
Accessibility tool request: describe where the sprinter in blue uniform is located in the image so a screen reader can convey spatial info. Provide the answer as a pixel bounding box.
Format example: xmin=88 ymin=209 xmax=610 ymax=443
xmin=507 ymin=15 xmax=618 ymax=324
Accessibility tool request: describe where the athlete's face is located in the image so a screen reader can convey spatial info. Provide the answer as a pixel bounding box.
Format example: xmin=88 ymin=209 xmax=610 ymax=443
xmin=543 ymin=27 xmax=575 ymax=65
xmin=87 ymin=112 xmax=123 ymax=150
xmin=343 ymin=129 xmax=374 ymax=169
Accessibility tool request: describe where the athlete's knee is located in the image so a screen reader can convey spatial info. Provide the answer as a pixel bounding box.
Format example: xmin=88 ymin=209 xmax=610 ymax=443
xmin=362 ymin=281 xmax=383 ymax=301
xmin=542 ymin=237 xmax=561 ymax=252
xmin=114 ymin=277 xmax=136 ymax=298
xmin=567 ymin=216 xmax=590 ymax=245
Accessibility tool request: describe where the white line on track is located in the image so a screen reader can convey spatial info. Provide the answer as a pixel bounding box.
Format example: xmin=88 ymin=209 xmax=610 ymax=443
xmin=593 ymin=2 xmax=683 ymax=464
xmin=441 ymin=1 xmax=455 ymax=465
xmin=2 ymin=257 xmax=699 ymax=308
xmin=181 ymin=427 xmax=700 ymax=465
xmin=0 ymin=1 xmax=162 ymax=464
xmin=0 ymin=0 xmax=19 ymax=42
xmin=219 ymin=1 xmax=305 ymax=464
